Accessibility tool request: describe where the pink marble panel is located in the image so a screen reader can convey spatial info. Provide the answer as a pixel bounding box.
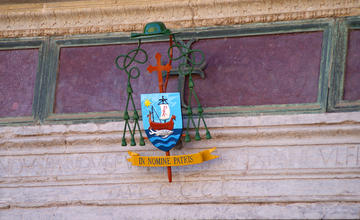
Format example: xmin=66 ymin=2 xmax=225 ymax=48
xmin=0 ymin=49 xmax=38 ymax=117
xmin=54 ymin=42 xmax=178 ymax=113
xmin=189 ymin=32 xmax=323 ymax=107
xmin=55 ymin=32 xmax=323 ymax=114
xmin=343 ymin=29 xmax=360 ymax=101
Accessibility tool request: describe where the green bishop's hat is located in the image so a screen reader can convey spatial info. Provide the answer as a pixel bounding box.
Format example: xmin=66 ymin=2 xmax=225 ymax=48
xmin=131 ymin=22 xmax=173 ymax=39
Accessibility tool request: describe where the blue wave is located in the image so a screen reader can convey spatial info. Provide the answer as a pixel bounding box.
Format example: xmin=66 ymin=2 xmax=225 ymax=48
xmin=150 ymin=137 xmax=179 ymax=145
xmin=145 ymin=129 xmax=182 ymax=151
xmin=148 ymin=134 xmax=180 ymax=141
xmin=154 ymin=140 xmax=178 ymax=148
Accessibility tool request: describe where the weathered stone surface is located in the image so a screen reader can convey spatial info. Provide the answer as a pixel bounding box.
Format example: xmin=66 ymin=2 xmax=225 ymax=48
xmin=0 ymin=0 xmax=359 ymax=38
xmin=1 ymin=203 xmax=360 ymax=219
xmin=0 ymin=112 xmax=360 ymax=218
xmin=0 ymin=145 xmax=359 ymax=178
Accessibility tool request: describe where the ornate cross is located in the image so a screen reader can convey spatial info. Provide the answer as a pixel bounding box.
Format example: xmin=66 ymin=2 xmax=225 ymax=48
xmin=147 ymin=52 xmax=172 ymax=93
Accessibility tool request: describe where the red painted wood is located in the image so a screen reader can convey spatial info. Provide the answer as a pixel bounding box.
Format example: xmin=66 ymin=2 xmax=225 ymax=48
xmin=166 ymin=151 xmax=172 ymax=183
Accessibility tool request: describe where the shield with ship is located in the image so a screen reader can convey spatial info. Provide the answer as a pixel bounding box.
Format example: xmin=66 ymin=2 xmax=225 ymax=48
xmin=141 ymin=92 xmax=182 ymax=152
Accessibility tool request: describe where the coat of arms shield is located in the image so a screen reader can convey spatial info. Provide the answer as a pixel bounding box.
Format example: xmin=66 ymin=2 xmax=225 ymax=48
xmin=141 ymin=92 xmax=183 ymax=152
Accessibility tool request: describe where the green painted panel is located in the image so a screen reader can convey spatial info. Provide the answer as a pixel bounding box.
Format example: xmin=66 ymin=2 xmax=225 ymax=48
xmin=328 ymin=16 xmax=360 ymax=112
xmin=0 ymin=38 xmax=47 ymax=126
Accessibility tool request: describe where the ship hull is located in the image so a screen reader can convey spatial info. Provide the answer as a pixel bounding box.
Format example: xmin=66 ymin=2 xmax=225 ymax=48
xmin=148 ymin=113 xmax=175 ymax=130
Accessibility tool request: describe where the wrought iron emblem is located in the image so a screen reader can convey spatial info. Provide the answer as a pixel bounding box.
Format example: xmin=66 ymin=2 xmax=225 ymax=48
xmin=116 ymin=22 xmax=218 ymax=182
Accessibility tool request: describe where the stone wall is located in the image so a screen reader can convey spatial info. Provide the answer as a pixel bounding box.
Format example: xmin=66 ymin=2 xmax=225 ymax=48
xmin=1 ymin=112 xmax=360 ymax=219
xmin=0 ymin=0 xmax=359 ymax=38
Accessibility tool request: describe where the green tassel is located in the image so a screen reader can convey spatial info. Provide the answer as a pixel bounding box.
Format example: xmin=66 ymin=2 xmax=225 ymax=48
xmin=127 ymin=85 xmax=133 ymax=94
xmin=133 ymin=111 xmax=139 ymax=120
xmin=188 ymin=79 xmax=194 ymax=88
xmin=187 ymin=107 xmax=192 ymax=115
xmin=139 ymin=137 xmax=145 ymax=146
xmin=185 ymin=131 xmax=191 ymax=142
xmin=195 ymin=130 xmax=201 ymax=140
xmin=206 ymin=130 xmax=211 ymax=139
xmin=121 ymin=138 xmax=127 ymax=146
xmin=123 ymin=111 xmax=129 ymax=120
xmin=130 ymin=137 xmax=136 ymax=146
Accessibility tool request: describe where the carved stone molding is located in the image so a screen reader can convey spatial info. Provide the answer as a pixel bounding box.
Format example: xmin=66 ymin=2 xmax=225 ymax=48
xmin=0 ymin=112 xmax=359 ymax=211
xmin=1 ymin=203 xmax=360 ymax=219
xmin=0 ymin=0 xmax=359 ymax=38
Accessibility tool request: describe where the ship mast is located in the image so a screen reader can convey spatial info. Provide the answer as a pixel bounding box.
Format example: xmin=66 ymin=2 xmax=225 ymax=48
xmin=151 ymin=105 xmax=160 ymax=122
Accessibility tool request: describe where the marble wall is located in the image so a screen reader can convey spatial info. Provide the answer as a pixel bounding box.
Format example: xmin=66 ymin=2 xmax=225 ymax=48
xmin=0 ymin=112 xmax=360 ymax=219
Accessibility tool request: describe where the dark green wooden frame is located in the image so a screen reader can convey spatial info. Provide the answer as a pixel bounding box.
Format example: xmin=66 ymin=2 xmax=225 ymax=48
xmin=0 ymin=37 xmax=48 ymax=126
xmin=176 ymin=18 xmax=334 ymax=116
xmin=328 ymin=16 xmax=360 ymax=112
xmin=42 ymin=19 xmax=334 ymax=124
xmin=1 ymin=18 xmax=357 ymax=126
xmin=41 ymin=33 xmax=135 ymax=124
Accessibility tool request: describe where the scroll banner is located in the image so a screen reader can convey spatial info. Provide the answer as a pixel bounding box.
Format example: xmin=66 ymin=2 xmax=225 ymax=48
xmin=127 ymin=147 xmax=219 ymax=167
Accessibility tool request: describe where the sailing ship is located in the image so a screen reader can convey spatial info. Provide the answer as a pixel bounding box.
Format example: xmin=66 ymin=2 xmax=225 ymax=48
xmin=148 ymin=96 xmax=176 ymax=131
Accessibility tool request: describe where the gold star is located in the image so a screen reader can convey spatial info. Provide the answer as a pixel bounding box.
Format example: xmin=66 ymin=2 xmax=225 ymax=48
xmin=144 ymin=99 xmax=151 ymax=107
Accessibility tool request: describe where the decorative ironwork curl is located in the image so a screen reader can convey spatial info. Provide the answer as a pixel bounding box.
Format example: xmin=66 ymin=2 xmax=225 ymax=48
xmin=167 ymin=37 xmax=205 ymax=76
xmin=115 ymin=40 xmax=148 ymax=146
xmin=167 ymin=36 xmax=210 ymax=142
xmin=115 ymin=43 xmax=148 ymax=79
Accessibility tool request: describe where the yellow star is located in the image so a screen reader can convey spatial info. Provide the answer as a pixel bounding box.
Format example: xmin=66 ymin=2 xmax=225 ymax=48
xmin=144 ymin=99 xmax=151 ymax=107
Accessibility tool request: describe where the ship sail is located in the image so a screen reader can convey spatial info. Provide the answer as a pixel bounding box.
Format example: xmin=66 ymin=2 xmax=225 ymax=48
xmin=159 ymin=104 xmax=170 ymax=120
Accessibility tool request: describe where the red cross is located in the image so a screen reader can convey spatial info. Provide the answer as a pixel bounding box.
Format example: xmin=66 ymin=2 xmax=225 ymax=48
xmin=147 ymin=52 xmax=172 ymax=93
